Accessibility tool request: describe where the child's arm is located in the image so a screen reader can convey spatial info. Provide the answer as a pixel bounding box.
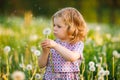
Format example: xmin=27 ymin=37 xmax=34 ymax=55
xmin=38 ymin=44 xmax=50 ymax=68
xmin=42 ymin=39 xmax=81 ymax=62
xmin=54 ymin=43 xmax=81 ymax=62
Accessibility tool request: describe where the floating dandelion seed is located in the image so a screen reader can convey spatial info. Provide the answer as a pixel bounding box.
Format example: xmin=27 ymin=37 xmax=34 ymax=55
xmin=4 ymin=46 xmax=11 ymax=53
xmin=35 ymin=73 xmax=41 ymax=79
xmin=11 ymin=71 xmax=25 ymax=80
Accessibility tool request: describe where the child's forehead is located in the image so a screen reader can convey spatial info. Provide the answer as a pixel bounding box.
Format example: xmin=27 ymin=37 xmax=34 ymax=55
xmin=53 ymin=17 xmax=65 ymax=24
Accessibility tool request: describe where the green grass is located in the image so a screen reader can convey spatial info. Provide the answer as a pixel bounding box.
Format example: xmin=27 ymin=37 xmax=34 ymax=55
xmin=0 ymin=16 xmax=120 ymax=80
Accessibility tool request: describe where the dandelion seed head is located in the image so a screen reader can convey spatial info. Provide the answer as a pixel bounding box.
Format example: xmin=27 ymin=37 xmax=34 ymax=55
xmin=98 ymin=69 xmax=105 ymax=77
xmin=89 ymin=66 xmax=96 ymax=71
xmin=11 ymin=71 xmax=25 ymax=80
xmin=96 ymin=63 xmax=101 ymax=67
xmin=43 ymin=28 xmax=51 ymax=35
xmin=19 ymin=63 xmax=25 ymax=68
xmin=4 ymin=46 xmax=11 ymax=53
xmin=35 ymin=73 xmax=41 ymax=79
xmin=34 ymin=50 xmax=41 ymax=56
xmin=89 ymin=61 xmax=95 ymax=67
xmin=30 ymin=46 xmax=36 ymax=52
xmin=104 ymin=70 xmax=110 ymax=76
xmin=26 ymin=64 xmax=32 ymax=70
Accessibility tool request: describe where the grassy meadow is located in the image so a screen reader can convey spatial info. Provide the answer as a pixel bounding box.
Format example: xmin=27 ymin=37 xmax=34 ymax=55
xmin=0 ymin=15 xmax=120 ymax=80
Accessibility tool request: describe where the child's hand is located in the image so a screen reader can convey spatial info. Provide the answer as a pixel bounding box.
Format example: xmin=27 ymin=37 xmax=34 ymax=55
xmin=41 ymin=39 xmax=57 ymax=48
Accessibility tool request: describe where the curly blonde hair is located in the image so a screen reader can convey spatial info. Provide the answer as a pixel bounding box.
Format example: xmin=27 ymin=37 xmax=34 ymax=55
xmin=52 ymin=7 xmax=87 ymax=43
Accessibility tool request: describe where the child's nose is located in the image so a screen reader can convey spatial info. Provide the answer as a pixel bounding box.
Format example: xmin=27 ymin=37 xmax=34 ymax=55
xmin=53 ymin=26 xmax=57 ymax=30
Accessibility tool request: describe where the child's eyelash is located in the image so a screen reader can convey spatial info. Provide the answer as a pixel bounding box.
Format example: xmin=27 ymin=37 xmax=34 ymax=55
xmin=53 ymin=24 xmax=61 ymax=28
xmin=57 ymin=25 xmax=61 ymax=28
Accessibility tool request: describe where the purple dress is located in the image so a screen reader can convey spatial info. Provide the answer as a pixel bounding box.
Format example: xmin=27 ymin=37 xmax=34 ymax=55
xmin=43 ymin=39 xmax=84 ymax=80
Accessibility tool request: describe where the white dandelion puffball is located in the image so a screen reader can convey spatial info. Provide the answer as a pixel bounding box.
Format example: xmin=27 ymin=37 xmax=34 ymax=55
xmin=104 ymin=70 xmax=110 ymax=76
xmin=11 ymin=71 xmax=25 ymax=80
xmin=4 ymin=46 xmax=11 ymax=53
xmin=98 ymin=69 xmax=105 ymax=77
xmin=19 ymin=63 xmax=25 ymax=68
xmin=26 ymin=64 xmax=32 ymax=70
xmin=30 ymin=46 xmax=36 ymax=52
xmin=29 ymin=34 xmax=38 ymax=41
xmin=34 ymin=50 xmax=41 ymax=56
xmin=89 ymin=61 xmax=95 ymax=67
xmin=89 ymin=66 xmax=96 ymax=72
xmin=96 ymin=63 xmax=101 ymax=68
xmin=112 ymin=50 xmax=120 ymax=58
xmin=96 ymin=26 xmax=101 ymax=31
xmin=43 ymin=28 xmax=51 ymax=35
xmin=35 ymin=73 xmax=41 ymax=79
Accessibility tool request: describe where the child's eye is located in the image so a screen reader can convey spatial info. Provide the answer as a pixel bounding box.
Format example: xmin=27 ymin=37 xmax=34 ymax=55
xmin=53 ymin=24 xmax=55 ymax=27
xmin=57 ymin=25 xmax=61 ymax=28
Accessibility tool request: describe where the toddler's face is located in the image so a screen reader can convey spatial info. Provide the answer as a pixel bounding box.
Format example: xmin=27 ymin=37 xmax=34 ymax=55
xmin=53 ymin=17 xmax=69 ymax=41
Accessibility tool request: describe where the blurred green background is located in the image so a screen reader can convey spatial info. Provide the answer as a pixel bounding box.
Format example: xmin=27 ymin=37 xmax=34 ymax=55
xmin=0 ymin=0 xmax=120 ymax=25
xmin=0 ymin=0 xmax=120 ymax=80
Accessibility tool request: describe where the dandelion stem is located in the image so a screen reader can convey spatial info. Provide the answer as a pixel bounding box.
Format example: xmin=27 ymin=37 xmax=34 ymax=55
xmin=6 ymin=53 xmax=9 ymax=80
xmin=91 ymin=71 xmax=93 ymax=80
xmin=82 ymin=62 xmax=85 ymax=75
xmin=30 ymin=56 xmax=38 ymax=80
xmin=106 ymin=65 xmax=108 ymax=80
xmin=30 ymin=69 xmax=37 ymax=80
xmin=112 ymin=57 xmax=114 ymax=79
xmin=88 ymin=72 xmax=90 ymax=80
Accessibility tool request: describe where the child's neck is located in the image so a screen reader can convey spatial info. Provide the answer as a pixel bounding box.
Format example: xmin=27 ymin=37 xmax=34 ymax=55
xmin=59 ymin=39 xmax=70 ymax=43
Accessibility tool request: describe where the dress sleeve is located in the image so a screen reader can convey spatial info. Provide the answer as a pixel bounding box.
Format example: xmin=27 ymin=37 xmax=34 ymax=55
xmin=72 ymin=42 xmax=84 ymax=60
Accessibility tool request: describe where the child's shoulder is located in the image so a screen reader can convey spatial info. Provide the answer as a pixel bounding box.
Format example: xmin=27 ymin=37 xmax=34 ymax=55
xmin=74 ymin=41 xmax=84 ymax=46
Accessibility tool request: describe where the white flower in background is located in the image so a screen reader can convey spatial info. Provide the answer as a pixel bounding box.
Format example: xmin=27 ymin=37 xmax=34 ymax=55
xmin=85 ymin=38 xmax=92 ymax=44
xmin=104 ymin=70 xmax=110 ymax=76
xmin=43 ymin=28 xmax=51 ymax=35
xmin=112 ymin=50 xmax=120 ymax=58
xmin=96 ymin=26 xmax=101 ymax=31
xmin=29 ymin=34 xmax=38 ymax=41
xmin=34 ymin=50 xmax=41 ymax=56
xmin=89 ymin=61 xmax=95 ymax=67
xmin=100 ymin=67 xmax=104 ymax=71
xmin=99 ymin=57 xmax=102 ymax=62
xmin=19 ymin=63 xmax=25 ymax=68
xmin=106 ymin=33 xmax=111 ymax=39
xmin=113 ymin=50 xmax=118 ymax=56
xmin=35 ymin=73 xmax=41 ymax=79
xmin=96 ymin=63 xmax=101 ymax=68
xmin=89 ymin=66 xmax=96 ymax=72
xmin=26 ymin=64 xmax=32 ymax=70
xmin=4 ymin=46 xmax=11 ymax=53
xmin=11 ymin=71 xmax=25 ymax=80
xmin=98 ymin=69 xmax=105 ymax=77
xmin=30 ymin=46 xmax=36 ymax=52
